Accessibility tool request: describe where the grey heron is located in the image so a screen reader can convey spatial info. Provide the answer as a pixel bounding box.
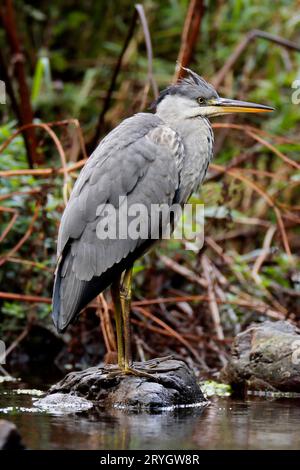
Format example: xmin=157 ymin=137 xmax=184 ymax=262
xmin=52 ymin=68 xmax=273 ymax=376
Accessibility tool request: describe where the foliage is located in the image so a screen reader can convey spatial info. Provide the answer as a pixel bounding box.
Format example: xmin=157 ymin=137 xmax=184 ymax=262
xmin=0 ymin=0 xmax=300 ymax=372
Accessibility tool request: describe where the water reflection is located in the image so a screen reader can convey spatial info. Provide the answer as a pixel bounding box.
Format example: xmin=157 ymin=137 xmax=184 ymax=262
xmin=192 ymin=398 xmax=300 ymax=449
xmin=1 ymin=387 xmax=300 ymax=449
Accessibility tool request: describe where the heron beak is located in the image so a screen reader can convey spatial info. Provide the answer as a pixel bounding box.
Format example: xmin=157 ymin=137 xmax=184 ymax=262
xmin=211 ymin=97 xmax=274 ymax=114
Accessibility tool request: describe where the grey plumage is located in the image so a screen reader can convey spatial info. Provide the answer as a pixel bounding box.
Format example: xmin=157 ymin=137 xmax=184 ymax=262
xmin=52 ymin=70 xmax=216 ymax=332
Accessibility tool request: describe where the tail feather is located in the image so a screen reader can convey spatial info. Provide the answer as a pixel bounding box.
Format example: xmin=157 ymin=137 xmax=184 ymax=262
xmin=52 ymin=249 xmax=113 ymax=333
xmin=52 ymin=239 xmax=153 ymax=334
xmin=52 ymin=250 xmax=87 ymax=333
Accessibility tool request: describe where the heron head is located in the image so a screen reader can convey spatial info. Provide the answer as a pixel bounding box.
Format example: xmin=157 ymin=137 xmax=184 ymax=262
xmin=155 ymin=68 xmax=274 ymax=119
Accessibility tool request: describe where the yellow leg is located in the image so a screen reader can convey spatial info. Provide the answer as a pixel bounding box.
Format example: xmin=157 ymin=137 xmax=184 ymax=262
xmin=120 ymin=267 xmax=133 ymax=371
xmin=111 ymin=278 xmax=124 ymax=368
xmin=108 ymin=269 xmax=179 ymax=380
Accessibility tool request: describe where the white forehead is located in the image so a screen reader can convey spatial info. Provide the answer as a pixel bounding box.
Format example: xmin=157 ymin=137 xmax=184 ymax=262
xmin=156 ymin=94 xmax=223 ymax=120
xmin=156 ymin=94 xmax=198 ymax=117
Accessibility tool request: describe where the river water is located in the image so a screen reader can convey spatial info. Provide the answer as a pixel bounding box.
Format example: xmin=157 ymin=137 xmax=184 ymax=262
xmin=1 ymin=381 xmax=300 ymax=450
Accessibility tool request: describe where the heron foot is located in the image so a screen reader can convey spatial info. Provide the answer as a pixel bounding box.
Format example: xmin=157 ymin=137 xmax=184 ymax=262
xmin=101 ymin=356 xmax=181 ymax=379
xmin=101 ymin=366 xmax=156 ymax=380
xmin=123 ymin=366 xmax=157 ymax=380
xmin=141 ymin=355 xmax=174 ymax=369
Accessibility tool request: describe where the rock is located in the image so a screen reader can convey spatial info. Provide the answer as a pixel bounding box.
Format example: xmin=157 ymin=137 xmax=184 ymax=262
xmin=221 ymin=320 xmax=300 ymax=393
xmin=34 ymin=392 xmax=94 ymax=413
xmin=0 ymin=420 xmax=24 ymax=450
xmin=45 ymin=359 xmax=206 ymax=411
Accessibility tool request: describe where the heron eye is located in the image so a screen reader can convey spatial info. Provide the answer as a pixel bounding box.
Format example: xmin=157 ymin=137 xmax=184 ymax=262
xmin=197 ymin=97 xmax=205 ymax=105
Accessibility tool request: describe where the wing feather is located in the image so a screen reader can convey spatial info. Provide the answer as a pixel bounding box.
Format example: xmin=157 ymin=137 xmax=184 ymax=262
xmin=52 ymin=113 xmax=184 ymax=332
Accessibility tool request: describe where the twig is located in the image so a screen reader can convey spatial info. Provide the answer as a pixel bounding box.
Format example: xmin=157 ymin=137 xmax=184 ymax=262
xmin=233 ymin=167 xmax=288 ymax=181
xmin=0 ymin=203 xmax=40 ymax=266
xmin=0 ymin=159 xmax=87 ymax=178
xmin=134 ymin=296 xmax=285 ymax=320
xmin=132 ymin=318 xmax=232 ymax=345
xmin=205 ymin=236 xmax=247 ymax=285
xmin=40 ymin=123 xmax=70 ymax=204
xmin=213 ymin=29 xmax=300 ymax=88
xmin=252 ymin=225 xmax=277 ymax=282
xmin=0 ymin=292 xmax=51 ymax=303
xmin=210 ymin=163 xmax=291 ymax=255
xmin=0 ymin=291 xmax=285 ymax=320
xmin=159 ymin=254 xmax=207 ymax=287
xmin=88 ymin=9 xmax=138 ymax=151
xmin=0 ymin=0 xmax=39 ymax=166
xmin=135 ymin=4 xmax=159 ymax=108
xmin=201 ymin=255 xmax=224 ymax=340
xmin=0 ymin=208 xmax=18 ymax=243
xmin=0 ymin=49 xmax=21 ymax=125
xmin=212 ymin=123 xmax=300 ymax=171
xmin=6 ymin=257 xmax=52 ymax=272
xmin=173 ymin=0 xmax=205 ymax=82
xmin=134 ymin=334 xmax=146 ymax=362
xmin=133 ymin=305 xmax=202 ymax=363
xmin=0 ymin=121 xmax=70 ymax=203
xmin=96 ymin=296 xmax=111 ymax=353
xmin=269 ymin=281 xmax=300 ymax=298
xmin=0 ymin=188 xmax=41 ymax=202
xmin=0 ymin=164 xmax=85 ymax=178
xmin=0 ymin=365 xmax=11 ymax=377
xmin=246 ymin=130 xmax=300 ymax=171
xmin=70 ymin=119 xmax=88 ymax=161
xmin=97 ymin=294 xmax=116 ymax=352
xmin=0 ymin=120 xmax=87 ymax=161
xmin=5 ymin=325 xmax=31 ymax=358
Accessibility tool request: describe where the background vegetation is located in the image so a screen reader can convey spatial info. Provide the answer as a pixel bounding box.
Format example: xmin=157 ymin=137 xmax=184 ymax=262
xmin=1 ymin=0 xmax=300 ymax=378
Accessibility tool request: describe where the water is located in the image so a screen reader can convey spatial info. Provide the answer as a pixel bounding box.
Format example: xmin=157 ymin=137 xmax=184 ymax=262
xmin=1 ymin=382 xmax=300 ymax=449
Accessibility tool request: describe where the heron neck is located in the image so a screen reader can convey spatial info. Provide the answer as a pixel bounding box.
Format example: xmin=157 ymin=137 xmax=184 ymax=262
xmin=156 ymin=112 xmax=214 ymax=202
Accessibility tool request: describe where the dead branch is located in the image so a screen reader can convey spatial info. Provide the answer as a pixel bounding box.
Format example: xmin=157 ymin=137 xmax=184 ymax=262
xmin=212 ymin=123 xmax=300 ymax=171
xmin=246 ymin=130 xmax=300 ymax=171
xmin=5 ymin=325 xmax=31 ymax=358
xmin=134 ymin=296 xmax=285 ymax=320
xmin=0 ymin=188 xmax=42 ymax=202
xmin=213 ymin=29 xmax=300 ymax=88
xmin=0 ymin=49 xmax=21 ymax=124
xmin=173 ymin=0 xmax=205 ymax=82
xmin=96 ymin=294 xmax=116 ymax=353
xmin=201 ymin=255 xmax=224 ymax=340
xmin=252 ymin=225 xmax=277 ymax=282
xmin=0 ymin=208 xmax=18 ymax=243
xmin=88 ymin=9 xmax=138 ymax=151
xmin=0 ymin=0 xmax=39 ymax=166
xmin=135 ymin=4 xmax=159 ymax=104
xmin=210 ymin=163 xmax=291 ymax=256
xmin=0 ymin=292 xmax=51 ymax=303
xmin=0 ymin=290 xmax=286 ymax=320
xmin=0 ymin=203 xmax=40 ymax=266
xmin=132 ymin=318 xmax=232 ymax=345
xmin=6 ymin=257 xmax=52 ymax=272
xmin=133 ymin=305 xmax=203 ymax=363
xmin=205 ymin=236 xmax=247 ymax=285
xmin=159 ymin=254 xmax=207 ymax=287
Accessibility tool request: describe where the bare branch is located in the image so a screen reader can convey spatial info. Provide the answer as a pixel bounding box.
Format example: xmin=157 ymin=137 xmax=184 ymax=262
xmin=201 ymin=255 xmax=224 ymax=340
xmin=88 ymin=9 xmax=138 ymax=151
xmin=0 ymin=0 xmax=39 ymax=166
xmin=213 ymin=29 xmax=300 ymax=88
xmin=173 ymin=0 xmax=205 ymax=82
xmin=135 ymin=4 xmax=159 ymax=104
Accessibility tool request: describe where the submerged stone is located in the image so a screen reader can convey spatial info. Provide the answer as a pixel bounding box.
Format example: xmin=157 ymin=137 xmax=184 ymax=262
xmin=34 ymin=392 xmax=93 ymax=413
xmin=44 ymin=358 xmax=206 ymax=411
xmin=0 ymin=419 xmax=25 ymax=450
